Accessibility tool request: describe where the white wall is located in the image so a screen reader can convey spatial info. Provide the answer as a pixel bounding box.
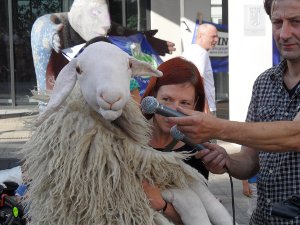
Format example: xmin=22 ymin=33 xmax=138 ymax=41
xmin=151 ymin=0 xmax=181 ymax=60
xmin=151 ymin=0 xmax=273 ymax=122
xmin=151 ymin=0 xmax=274 ymax=122
xmin=228 ymin=0 xmax=273 ymax=121
xmin=151 ymin=0 xmax=211 ymax=60
xmin=181 ymin=0 xmax=211 ymax=51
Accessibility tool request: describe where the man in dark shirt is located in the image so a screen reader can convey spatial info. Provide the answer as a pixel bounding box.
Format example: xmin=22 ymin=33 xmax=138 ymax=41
xmin=168 ymin=0 xmax=300 ymax=224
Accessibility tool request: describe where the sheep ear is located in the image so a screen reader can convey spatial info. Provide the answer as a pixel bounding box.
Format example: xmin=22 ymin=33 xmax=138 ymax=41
xmin=129 ymin=57 xmax=162 ymax=77
xmin=35 ymin=59 xmax=77 ymax=126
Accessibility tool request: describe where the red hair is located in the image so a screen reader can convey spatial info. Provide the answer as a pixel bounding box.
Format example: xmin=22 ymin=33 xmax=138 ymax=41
xmin=141 ymin=57 xmax=205 ymax=119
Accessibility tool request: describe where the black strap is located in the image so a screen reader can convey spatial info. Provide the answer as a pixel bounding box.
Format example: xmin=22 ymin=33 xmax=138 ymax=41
xmin=162 ymin=139 xmax=179 ymax=152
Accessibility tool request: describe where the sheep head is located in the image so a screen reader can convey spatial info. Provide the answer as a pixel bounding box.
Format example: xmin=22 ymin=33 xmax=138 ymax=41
xmin=36 ymin=42 xmax=162 ymax=125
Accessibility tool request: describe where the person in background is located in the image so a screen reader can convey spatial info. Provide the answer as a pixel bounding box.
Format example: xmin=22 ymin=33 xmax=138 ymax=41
xmin=242 ymin=176 xmax=258 ymax=217
xmin=182 ymin=23 xmax=218 ymax=115
xmin=168 ymin=0 xmax=300 ymax=224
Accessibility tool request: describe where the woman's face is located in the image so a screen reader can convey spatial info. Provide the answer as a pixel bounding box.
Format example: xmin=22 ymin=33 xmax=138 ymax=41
xmin=153 ymin=82 xmax=197 ymax=134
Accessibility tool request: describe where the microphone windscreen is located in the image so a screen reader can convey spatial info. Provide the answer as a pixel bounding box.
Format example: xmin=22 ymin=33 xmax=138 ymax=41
xmin=170 ymin=125 xmax=185 ymax=141
xmin=141 ymin=96 xmax=159 ymax=114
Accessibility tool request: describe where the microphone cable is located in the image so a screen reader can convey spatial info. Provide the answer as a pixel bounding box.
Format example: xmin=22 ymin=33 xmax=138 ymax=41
xmin=185 ymin=146 xmax=236 ymax=225
xmin=225 ymin=167 xmax=236 ymax=225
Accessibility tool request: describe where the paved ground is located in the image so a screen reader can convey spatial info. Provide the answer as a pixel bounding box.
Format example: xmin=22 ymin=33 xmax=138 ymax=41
xmin=208 ymin=141 xmax=251 ymax=225
xmin=0 ymin=108 xmax=251 ymax=224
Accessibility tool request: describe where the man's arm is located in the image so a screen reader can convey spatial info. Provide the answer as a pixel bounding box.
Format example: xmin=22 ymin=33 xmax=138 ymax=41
xmin=216 ymin=119 xmax=300 ymax=151
xmin=225 ymin=146 xmax=259 ymax=179
xmin=167 ymin=109 xmax=300 ymax=152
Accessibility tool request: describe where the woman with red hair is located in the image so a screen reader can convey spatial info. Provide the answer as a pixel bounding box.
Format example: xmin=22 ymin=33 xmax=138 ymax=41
xmin=141 ymin=57 xmax=209 ymax=223
xmin=142 ymin=56 xmax=207 ymax=177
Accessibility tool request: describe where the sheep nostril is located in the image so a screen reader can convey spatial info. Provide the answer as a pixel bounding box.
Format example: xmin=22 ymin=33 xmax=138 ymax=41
xmin=99 ymin=91 xmax=123 ymax=110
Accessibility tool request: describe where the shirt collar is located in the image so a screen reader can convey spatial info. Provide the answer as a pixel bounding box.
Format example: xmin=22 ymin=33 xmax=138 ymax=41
xmin=270 ymin=59 xmax=287 ymax=81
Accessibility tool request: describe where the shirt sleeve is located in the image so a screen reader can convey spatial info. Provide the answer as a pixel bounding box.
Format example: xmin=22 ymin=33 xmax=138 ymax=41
xmin=246 ymin=79 xmax=260 ymax=122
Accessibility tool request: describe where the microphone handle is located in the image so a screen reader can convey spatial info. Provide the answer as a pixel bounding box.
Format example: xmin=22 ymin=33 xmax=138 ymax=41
xmin=182 ymin=137 xmax=206 ymax=152
xmin=156 ymin=104 xmax=186 ymax=117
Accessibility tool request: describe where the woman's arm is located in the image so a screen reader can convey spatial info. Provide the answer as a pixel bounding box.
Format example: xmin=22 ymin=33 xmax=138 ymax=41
xmin=143 ymin=181 xmax=184 ymax=225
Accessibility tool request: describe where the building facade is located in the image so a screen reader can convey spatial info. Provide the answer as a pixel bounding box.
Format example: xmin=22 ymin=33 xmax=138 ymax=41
xmin=1 ymin=0 xmax=273 ymax=122
xmin=0 ymin=0 xmax=150 ymax=107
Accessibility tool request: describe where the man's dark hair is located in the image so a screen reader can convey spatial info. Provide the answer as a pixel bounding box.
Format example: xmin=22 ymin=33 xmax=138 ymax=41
xmin=264 ymin=0 xmax=274 ymax=17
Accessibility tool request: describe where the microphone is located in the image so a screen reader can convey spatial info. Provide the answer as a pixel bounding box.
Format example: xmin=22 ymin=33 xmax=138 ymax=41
xmin=141 ymin=96 xmax=186 ymax=117
xmin=170 ymin=125 xmax=206 ymax=152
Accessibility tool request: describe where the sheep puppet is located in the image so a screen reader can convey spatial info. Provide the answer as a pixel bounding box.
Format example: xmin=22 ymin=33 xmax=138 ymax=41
xmin=21 ymin=41 xmax=234 ymax=225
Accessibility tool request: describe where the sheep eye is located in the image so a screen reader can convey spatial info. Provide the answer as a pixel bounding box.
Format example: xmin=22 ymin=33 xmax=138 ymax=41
xmin=129 ymin=61 xmax=133 ymax=69
xmin=76 ymin=65 xmax=82 ymax=74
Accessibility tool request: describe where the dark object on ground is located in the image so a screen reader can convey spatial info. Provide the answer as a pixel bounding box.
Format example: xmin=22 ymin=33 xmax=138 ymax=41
xmin=0 ymin=158 xmax=20 ymax=171
xmin=0 ymin=182 xmax=26 ymax=225
xmin=0 ymin=159 xmax=26 ymax=225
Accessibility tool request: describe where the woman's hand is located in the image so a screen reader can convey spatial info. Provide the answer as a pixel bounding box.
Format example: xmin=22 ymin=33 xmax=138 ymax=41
xmin=142 ymin=180 xmax=184 ymax=224
xmin=142 ymin=180 xmax=166 ymax=211
xmin=195 ymin=142 xmax=229 ymax=174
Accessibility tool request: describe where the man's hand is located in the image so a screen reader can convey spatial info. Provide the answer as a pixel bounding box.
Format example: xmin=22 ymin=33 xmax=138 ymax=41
xmin=195 ymin=142 xmax=229 ymax=174
xmin=166 ymin=107 xmax=223 ymax=143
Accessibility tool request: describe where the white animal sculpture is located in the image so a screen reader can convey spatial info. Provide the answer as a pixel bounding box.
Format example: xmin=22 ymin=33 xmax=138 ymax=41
xmin=22 ymin=41 xmax=234 ymax=225
xmin=31 ymin=0 xmax=111 ymax=94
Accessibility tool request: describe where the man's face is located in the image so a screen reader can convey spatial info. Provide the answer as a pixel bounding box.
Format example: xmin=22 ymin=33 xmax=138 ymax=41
xmin=271 ymin=0 xmax=300 ymax=62
xmin=201 ymin=27 xmax=219 ymax=51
